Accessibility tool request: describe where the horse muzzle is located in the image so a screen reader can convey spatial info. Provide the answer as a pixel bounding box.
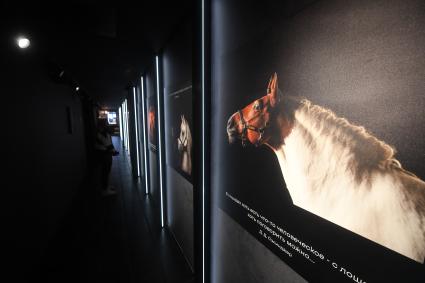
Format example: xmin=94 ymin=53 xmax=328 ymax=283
xmin=227 ymin=114 xmax=239 ymax=144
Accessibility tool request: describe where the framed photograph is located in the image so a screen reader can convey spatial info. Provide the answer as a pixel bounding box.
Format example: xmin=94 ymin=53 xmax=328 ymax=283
xmin=147 ymin=95 xmax=158 ymax=152
xmin=212 ymin=3 xmax=425 ymax=280
xmin=107 ymin=111 xmax=117 ymax=125
xmin=166 ymin=86 xmax=193 ymax=183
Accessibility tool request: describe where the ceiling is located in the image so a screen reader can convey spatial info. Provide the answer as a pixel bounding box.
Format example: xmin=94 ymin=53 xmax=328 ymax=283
xmin=1 ymin=1 xmax=190 ymax=108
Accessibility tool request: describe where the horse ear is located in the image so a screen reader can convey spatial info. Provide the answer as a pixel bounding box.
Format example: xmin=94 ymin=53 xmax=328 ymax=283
xmin=267 ymin=75 xmax=273 ymax=93
xmin=269 ymin=73 xmax=280 ymax=107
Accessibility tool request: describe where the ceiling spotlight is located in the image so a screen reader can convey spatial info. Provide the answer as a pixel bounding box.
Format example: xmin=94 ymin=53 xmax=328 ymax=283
xmin=76 ymin=86 xmax=80 ymax=91
xmin=17 ymin=37 xmax=30 ymax=49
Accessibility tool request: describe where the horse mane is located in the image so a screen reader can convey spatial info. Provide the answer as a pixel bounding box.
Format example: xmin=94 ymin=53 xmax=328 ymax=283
xmin=181 ymin=116 xmax=192 ymax=148
xmin=185 ymin=117 xmax=192 ymax=139
xmin=283 ymin=97 xmax=411 ymax=182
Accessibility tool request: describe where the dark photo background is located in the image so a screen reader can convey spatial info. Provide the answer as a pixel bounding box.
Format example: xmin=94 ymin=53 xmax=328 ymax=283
xmin=166 ymin=86 xmax=193 ymax=183
xmin=211 ymin=0 xmax=425 ymax=282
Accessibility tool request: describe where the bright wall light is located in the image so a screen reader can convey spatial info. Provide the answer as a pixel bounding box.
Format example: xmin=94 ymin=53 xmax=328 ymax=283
xmin=123 ymin=101 xmax=127 ymax=150
xmin=122 ymin=102 xmax=126 ymax=147
xmin=124 ymin=101 xmax=127 ymax=150
xmin=125 ymin=99 xmax=130 ymax=155
xmin=141 ymin=76 xmax=149 ymax=195
xmin=124 ymin=101 xmax=128 ymax=149
xmin=201 ymin=0 xmax=206 ymax=281
xmin=133 ymin=87 xmax=141 ymax=177
xmin=17 ymin=37 xmax=30 ymax=49
xmin=121 ymin=102 xmax=125 ymax=146
xmin=119 ymin=107 xmax=123 ymax=140
xmin=156 ymin=55 xmax=165 ymax=228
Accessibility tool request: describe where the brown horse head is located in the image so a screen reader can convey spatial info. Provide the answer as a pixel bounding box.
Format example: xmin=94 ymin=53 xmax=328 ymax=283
xmin=227 ymin=73 xmax=293 ymax=149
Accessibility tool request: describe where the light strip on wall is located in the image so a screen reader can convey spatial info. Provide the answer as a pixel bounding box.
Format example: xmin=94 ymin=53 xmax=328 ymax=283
xmin=123 ymin=101 xmax=126 ymax=149
xmin=156 ymin=55 xmax=165 ymax=228
xmin=141 ymin=76 xmax=149 ymax=195
xmin=122 ymin=102 xmax=126 ymax=148
xmin=122 ymin=102 xmax=125 ymax=146
xmin=201 ymin=0 xmax=206 ymax=281
xmin=124 ymin=102 xmax=127 ymax=149
xmin=127 ymin=100 xmax=130 ymax=152
xmin=119 ymin=107 xmax=123 ymax=140
xmin=123 ymin=101 xmax=127 ymax=149
xmin=125 ymin=99 xmax=130 ymax=155
xmin=133 ymin=87 xmax=141 ymax=177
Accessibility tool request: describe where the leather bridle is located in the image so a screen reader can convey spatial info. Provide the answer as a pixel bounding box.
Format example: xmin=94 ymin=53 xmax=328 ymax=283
xmin=237 ymin=110 xmax=268 ymax=147
xmin=178 ymin=121 xmax=188 ymax=149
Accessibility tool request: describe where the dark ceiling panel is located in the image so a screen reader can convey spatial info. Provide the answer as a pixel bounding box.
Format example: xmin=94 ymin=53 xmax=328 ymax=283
xmin=1 ymin=0 xmax=190 ymax=107
xmin=1 ymin=0 xmax=314 ymax=107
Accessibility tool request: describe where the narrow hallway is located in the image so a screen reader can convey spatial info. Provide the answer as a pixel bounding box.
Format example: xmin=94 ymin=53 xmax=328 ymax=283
xmin=41 ymin=136 xmax=194 ymax=283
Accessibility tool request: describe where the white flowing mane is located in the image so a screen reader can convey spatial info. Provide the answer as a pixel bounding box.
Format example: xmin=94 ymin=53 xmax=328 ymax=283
xmin=274 ymin=98 xmax=425 ymax=263
xmin=296 ymin=99 xmax=403 ymax=179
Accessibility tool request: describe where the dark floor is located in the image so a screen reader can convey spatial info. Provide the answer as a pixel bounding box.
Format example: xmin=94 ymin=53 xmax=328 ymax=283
xmin=38 ymin=137 xmax=194 ymax=283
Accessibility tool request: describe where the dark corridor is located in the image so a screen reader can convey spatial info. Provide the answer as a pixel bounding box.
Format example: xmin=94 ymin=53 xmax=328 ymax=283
xmin=4 ymin=1 xmax=425 ymax=283
xmin=39 ymin=137 xmax=193 ymax=283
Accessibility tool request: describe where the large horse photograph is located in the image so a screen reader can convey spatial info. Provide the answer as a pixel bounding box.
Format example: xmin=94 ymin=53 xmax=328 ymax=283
xmin=214 ymin=0 xmax=425 ymax=282
xmin=166 ymin=86 xmax=193 ymax=182
xmin=227 ymin=73 xmax=425 ymax=263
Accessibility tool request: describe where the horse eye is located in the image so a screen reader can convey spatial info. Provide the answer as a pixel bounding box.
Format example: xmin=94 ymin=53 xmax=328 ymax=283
xmin=253 ymin=102 xmax=262 ymax=111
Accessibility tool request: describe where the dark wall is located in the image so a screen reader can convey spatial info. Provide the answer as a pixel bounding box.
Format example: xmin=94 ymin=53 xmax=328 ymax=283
xmin=4 ymin=46 xmax=88 ymax=280
xmin=211 ymin=0 xmax=425 ymax=282
xmin=163 ymin=20 xmax=194 ymax=270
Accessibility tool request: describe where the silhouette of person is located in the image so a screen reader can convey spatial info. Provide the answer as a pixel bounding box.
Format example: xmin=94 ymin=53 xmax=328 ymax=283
xmin=94 ymin=118 xmax=119 ymax=196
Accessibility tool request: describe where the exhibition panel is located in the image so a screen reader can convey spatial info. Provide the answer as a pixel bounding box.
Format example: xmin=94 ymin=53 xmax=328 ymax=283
xmin=210 ymin=0 xmax=425 ymax=282
xmin=164 ymin=20 xmax=195 ymax=270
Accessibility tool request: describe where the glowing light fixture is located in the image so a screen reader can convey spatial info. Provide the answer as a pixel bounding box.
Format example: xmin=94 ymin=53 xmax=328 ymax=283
xmin=141 ymin=76 xmax=149 ymax=195
xmin=125 ymin=99 xmax=130 ymax=154
xmin=75 ymin=86 xmax=80 ymax=91
xmin=119 ymin=107 xmax=123 ymax=140
xmin=123 ymin=101 xmax=127 ymax=151
xmin=201 ymin=0 xmax=206 ymax=281
xmin=133 ymin=87 xmax=141 ymax=177
xmin=17 ymin=37 xmax=30 ymax=49
xmin=156 ymin=55 xmax=165 ymax=228
xmin=121 ymin=102 xmax=125 ymax=146
xmin=122 ymin=102 xmax=126 ymax=148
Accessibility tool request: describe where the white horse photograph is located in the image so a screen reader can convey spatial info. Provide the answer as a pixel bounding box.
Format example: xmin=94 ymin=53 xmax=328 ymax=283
xmin=227 ymin=73 xmax=425 ymax=263
xmin=177 ymin=114 xmax=192 ymax=176
xmin=168 ymin=87 xmax=193 ymax=181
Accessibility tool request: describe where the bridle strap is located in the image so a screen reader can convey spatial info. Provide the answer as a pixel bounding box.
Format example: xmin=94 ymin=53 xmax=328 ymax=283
xmin=178 ymin=121 xmax=188 ymax=148
xmin=237 ymin=110 xmax=267 ymax=147
xmin=178 ymin=136 xmax=187 ymax=147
